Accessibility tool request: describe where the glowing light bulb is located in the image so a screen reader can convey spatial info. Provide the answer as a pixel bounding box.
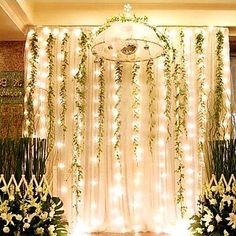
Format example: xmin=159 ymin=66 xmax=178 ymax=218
xmin=58 ymin=163 xmax=65 ymax=169
xmin=74 ymin=28 xmax=81 ymax=37
xmin=61 ymin=186 xmax=67 ymax=193
xmin=43 ymin=27 xmax=50 ymax=35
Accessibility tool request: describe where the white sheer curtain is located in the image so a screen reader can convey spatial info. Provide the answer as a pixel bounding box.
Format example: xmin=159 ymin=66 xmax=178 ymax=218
xmin=24 ymin=26 xmax=231 ymax=234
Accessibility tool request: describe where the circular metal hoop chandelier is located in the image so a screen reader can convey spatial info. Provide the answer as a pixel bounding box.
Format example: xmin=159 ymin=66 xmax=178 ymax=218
xmin=92 ymin=4 xmax=164 ymax=62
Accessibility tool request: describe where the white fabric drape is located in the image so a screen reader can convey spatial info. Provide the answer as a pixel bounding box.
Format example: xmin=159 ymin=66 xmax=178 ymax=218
xmin=24 ymin=27 xmax=231 ymax=234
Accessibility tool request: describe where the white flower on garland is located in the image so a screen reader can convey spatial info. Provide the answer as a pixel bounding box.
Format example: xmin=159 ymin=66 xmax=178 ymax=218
xmin=3 ymin=226 xmax=10 ymax=233
xmin=226 ymin=213 xmax=236 ymax=229
xmin=207 ymin=224 xmax=214 ymax=232
xmin=215 ymin=214 xmax=222 ymax=223
xmin=202 ymin=211 xmax=213 ymax=226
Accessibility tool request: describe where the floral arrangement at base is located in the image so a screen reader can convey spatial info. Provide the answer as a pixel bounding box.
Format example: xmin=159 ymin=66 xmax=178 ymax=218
xmin=0 ymin=177 xmax=67 ymax=236
xmin=189 ymin=175 xmax=236 ymax=236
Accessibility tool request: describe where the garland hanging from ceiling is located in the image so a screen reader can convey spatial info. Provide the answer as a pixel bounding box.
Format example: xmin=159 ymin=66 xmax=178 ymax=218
xmin=46 ymin=33 xmax=56 ymax=154
xmin=26 ymin=32 xmax=39 ymax=137
xmin=113 ymin=61 xmax=123 ymax=164
xmin=96 ymin=58 xmax=105 ymax=162
xmin=173 ymin=30 xmax=188 ymax=217
xmin=131 ymin=63 xmax=141 ymax=163
xmin=72 ymin=31 xmax=88 ymax=211
xmin=59 ymin=32 xmax=69 ymax=136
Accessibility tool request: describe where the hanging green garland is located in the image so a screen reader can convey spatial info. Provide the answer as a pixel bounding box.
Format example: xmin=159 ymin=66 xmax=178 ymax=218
xmin=46 ymin=33 xmax=56 ymax=154
xmin=163 ymin=41 xmax=176 ymax=139
xmin=146 ymin=59 xmax=156 ymax=155
xmin=59 ymin=33 xmax=69 ymax=136
xmin=131 ymin=63 xmax=141 ymax=163
xmin=114 ymin=61 xmax=123 ymax=163
xmin=195 ymin=32 xmax=207 ymax=168
xmin=26 ymin=32 xmax=39 ymax=137
xmin=72 ymin=31 xmax=88 ymax=210
xmin=214 ymin=30 xmax=224 ymax=139
xmin=173 ymin=30 xmax=188 ymax=217
xmin=96 ymin=58 xmax=105 ymax=162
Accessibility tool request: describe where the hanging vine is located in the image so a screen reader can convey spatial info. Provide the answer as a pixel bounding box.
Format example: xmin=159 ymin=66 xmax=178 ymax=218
xmin=213 ymin=30 xmax=224 ymax=139
xmin=163 ymin=41 xmax=175 ymax=139
xmin=46 ymin=33 xmax=56 ymax=154
xmin=72 ymin=31 xmax=88 ymax=210
xmin=96 ymin=58 xmax=105 ymax=162
xmin=173 ymin=30 xmax=188 ymax=217
xmin=26 ymin=32 xmax=39 ymax=137
xmin=59 ymin=33 xmax=69 ymax=136
xmin=114 ymin=61 xmax=123 ymax=163
xmin=146 ymin=59 xmax=156 ymax=155
xmin=195 ymin=32 xmax=207 ymax=170
xmin=131 ymin=63 xmax=141 ymax=163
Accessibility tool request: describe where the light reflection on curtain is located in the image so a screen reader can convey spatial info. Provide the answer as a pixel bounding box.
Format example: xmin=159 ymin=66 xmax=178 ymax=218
xmin=24 ymin=27 xmax=231 ymax=234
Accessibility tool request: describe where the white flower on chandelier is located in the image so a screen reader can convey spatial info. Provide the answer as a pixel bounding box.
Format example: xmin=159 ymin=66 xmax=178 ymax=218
xmin=226 ymin=213 xmax=236 ymax=229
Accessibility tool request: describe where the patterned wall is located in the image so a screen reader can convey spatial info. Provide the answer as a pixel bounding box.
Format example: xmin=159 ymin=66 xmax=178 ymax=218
xmin=0 ymin=41 xmax=25 ymax=138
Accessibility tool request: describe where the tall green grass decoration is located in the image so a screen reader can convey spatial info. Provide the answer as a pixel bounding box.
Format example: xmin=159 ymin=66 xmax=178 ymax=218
xmin=0 ymin=138 xmax=47 ymax=181
xmin=205 ymin=139 xmax=236 ymax=182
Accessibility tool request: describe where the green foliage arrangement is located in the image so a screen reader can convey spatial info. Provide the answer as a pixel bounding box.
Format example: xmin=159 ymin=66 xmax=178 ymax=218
xmin=189 ymin=178 xmax=236 ymax=236
xmin=0 ymin=182 xmax=67 ymax=236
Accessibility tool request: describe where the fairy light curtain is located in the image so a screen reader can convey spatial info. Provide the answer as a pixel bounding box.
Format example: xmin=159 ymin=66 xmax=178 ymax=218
xmin=24 ymin=26 xmax=231 ymax=234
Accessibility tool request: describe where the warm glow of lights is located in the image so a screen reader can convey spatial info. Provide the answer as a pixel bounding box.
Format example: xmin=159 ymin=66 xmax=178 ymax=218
xmin=58 ymin=163 xmax=65 ymax=169
xmin=170 ymin=220 xmax=190 ymax=236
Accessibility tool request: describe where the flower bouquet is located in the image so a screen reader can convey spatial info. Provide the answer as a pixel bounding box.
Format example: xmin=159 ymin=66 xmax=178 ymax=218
xmin=189 ymin=178 xmax=236 ymax=236
xmin=0 ymin=182 xmax=68 ymax=236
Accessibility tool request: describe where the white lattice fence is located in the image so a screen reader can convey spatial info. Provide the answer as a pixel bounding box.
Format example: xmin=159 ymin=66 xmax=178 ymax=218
xmin=208 ymin=174 xmax=236 ymax=190
xmin=0 ymin=174 xmax=52 ymax=197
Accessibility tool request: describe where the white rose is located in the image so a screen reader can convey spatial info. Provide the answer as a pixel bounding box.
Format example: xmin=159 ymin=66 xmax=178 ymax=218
xmin=49 ymin=210 xmax=55 ymax=218
xmin=207 ymin=224 xmax=214 ymax=232
xmin=3 ymin=226 xmax=10 ymax=233
xmin=36 ymin=227 xmax=44 ymax=234
xmin=224 ymin=229 xmax=229 ymax=236
xmin=216 ymin=214 xmax=222 ymax=223
xmin=23 ymin=223 xmax=30 ymax=229
xmin=48 ymin=225 xmax=55 ymax=233
xmin=15 ymin=214 xmax=22 ymax=221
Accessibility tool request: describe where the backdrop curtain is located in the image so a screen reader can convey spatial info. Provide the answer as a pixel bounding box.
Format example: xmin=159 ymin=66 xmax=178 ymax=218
xmin=24 ymin=26 xmax=231 ymax=234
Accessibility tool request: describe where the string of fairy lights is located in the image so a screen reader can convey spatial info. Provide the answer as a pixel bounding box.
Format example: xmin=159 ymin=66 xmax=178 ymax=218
xmin=24 ymin=26 xmax=232 ymax=234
